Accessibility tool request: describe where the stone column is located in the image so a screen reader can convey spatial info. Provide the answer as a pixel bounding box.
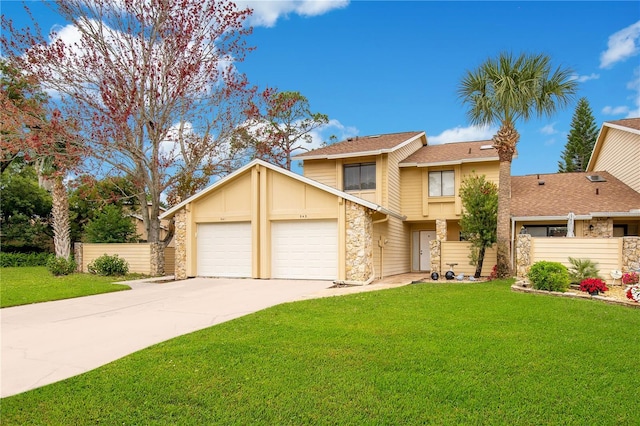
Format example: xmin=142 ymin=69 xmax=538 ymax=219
xmin=174 ymin=208 xmax=188 ymax=280
xmin=622 ymin=237 xmax=640 ymax=272
xmin=436 ymin=219 xmax=447 ymax=241
xmin=345 ymin=200 xmax=374 ymax=283
xmin=584 ymin=218 xmax=613 ymax=238
xmin=74 ymin=242 xmax=83 ymax=272
xmin=515 ymin=234 xmax=532 ymax=278
xmin=430 ymin=239 xmax=441 ymax=274
xmin=149 ymin=242 xmax=164 ymax=276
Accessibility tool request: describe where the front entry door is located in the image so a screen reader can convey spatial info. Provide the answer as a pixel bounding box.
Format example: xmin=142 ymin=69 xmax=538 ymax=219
xmin=413 ymin=231 xmax=435 ymax=271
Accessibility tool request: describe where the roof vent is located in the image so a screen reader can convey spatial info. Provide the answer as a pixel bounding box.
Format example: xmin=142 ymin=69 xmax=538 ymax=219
xmin=586 ymin=175 xmax=606 ymax=182
xmin=538 ymin=180 xmax=545 ymax=186
xmin=480 ymin=144 xmax=493 ymax=150
xmin=368 ymin=135 xmax=381 ymax=139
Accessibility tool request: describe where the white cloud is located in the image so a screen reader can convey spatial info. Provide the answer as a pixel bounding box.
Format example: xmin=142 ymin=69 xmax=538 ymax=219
xmin=543 ymin=138 xmax=556 ymax=147
xmin=428 ymin=125 xmax=497 ymax=145
xmin=625 ymin=66 xmax=640 ymax=118
xmin=600 ymin=20 xmax=640 ymax=69
xmin=602 ymin=105 xmax=630 ymax=115
xmin=540 ymin=123 xmax=558 ymax=135
xmin=570 ymin=73 xmax=600 ymax=83
xmin=241 ymin=0 xmax=349 ymax=27
xmin=295 ymin=118 xmax=358 ymax=154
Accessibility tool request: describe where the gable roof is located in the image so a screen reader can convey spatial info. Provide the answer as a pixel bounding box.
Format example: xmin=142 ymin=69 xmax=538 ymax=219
xmin=399 ymin=140 xmax=500 ymax=167
xmin=160 ymin=159 xmax=406 ymax=220
xmin=586 ymin=117 xmax=640 ymax=171
xmin=292 ymin=131 xmax=425 ymax=160
xmin=511 ymin=171 xmax=640 ymax=219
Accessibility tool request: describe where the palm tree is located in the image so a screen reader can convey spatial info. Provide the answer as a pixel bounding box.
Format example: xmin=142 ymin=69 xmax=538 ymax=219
xmin=458 ymin=52 xmax=578 ymax=277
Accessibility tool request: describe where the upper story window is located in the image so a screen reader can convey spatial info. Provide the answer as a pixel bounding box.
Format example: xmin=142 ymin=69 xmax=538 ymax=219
xmin=344 ymin=163 xmax=376 ymax=191
xmin=428 ymin=170 xmax=454 ymax=197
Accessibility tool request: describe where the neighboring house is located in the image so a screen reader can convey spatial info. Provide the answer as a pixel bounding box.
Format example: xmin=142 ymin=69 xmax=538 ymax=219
xmin=511 ymin=171 xmax=640 ymax=238
xmin=586 ymin=117 xmax=640 ymax=193
xmin=161 ymin=132 xmax=502 ymax=281
xmin=130 ymin=205 xmax=174 ymax=247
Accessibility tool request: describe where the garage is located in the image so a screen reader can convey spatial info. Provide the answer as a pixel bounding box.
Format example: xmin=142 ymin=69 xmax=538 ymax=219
xmin=196 ymin=222 xmax=252 ymax=277
xmin=271 ymin=220 xmax=338 ymax=280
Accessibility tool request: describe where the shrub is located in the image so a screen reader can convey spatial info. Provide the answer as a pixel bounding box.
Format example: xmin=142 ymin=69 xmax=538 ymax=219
xmin=487 ymin=265 xmax=498 ymax=281
xmin=579 ymin=278 xmax=608 ymax=294
xmin=88 ymin=254 xmax=129 ymax=276
xmin=47 ymin=255 xmax=77 ymax=276
xmin=567 ymin=257 xmax=600 ymax=284
xmin=527 ymin=261 xmax=570 ymax=292
xmin=0 ymin=252 xmax=51 ymax=267
xmin=622 ymin=272 xmax=639 ymax=285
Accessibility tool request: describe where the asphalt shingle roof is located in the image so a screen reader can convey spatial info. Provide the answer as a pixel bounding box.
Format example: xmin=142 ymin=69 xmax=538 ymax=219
xmin=400 ymin=140 xmax=499 ymax=165
xmin=606 ymin=117 xmax=640 ymax=131
xmin=293 ymin=131 xmax=424 ymax=159
xmin=511 ymin=171 xmax=640 ymax=217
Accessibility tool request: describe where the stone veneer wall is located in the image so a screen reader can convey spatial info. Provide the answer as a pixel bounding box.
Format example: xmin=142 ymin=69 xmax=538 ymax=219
xmin=74 ymin=242 xmax=83 ymax=272
xmin=622 ymin=237 xmax=640 ymax=272
xmin=515 ymin=234 xmax=532 ymax=278
xmin=174 ymin=208 xmax=188 ymax=280
xmin=436 ymin=219 xmax=447 ymax=241
xmin=149 ymin=242 xmax=165 ymax=276
xmin=345 ymin=200 xmax=374 ymax=283
xmin=584 ymin=218 xmax=613 ymax=238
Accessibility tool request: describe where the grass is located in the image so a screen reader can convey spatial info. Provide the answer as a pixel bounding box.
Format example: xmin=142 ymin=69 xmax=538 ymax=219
xmin=0 ymin=267 xmax=132 ymax=308
xmin=2 ymin=279 xmax=639 ymax=424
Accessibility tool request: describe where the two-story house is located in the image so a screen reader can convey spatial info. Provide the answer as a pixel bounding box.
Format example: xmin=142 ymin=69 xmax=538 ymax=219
xmin=161 ymin=131 xmax=502 ymax=282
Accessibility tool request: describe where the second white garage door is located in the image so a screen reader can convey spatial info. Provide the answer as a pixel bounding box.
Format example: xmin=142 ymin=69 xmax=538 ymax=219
xmin=197 ymin=222 xmax=251 ymax=277
xmin=271 ymin=220 xmax=338 ymax=280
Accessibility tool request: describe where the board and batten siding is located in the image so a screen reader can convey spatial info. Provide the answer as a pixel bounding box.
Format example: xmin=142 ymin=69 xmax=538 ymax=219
xmin=591 ymin=128 xmax=640 ymax=193
xmin=441 ymin=241 xmax=497 ymax=277
xmin=531 ymin=237 xmax=623 ymax=273
xmin=384 ymin=138 xmax=425 ymax=211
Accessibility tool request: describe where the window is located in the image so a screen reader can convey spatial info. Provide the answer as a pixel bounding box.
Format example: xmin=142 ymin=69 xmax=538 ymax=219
xmin=344 ymin=163 xmax=376 ymax=190
xmin=524 ymin=225 xmax=567 ymax=237
xmin=428 ymin=171 xmax=454 ymax=197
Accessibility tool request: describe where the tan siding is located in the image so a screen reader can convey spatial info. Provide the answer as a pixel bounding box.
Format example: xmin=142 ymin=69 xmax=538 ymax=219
xmin=441 ymin=241 xmax=497 ymax=276
xmin=301 ymin=159 xmax=338 ymax=188
xmin=461 ymin=161 xmax=500 ymax=186
xmin=373 ymin=217 xmax=411 ymax=277
xmin=592 ymin=128 xmax=640 ymax=192
xmin=267 ymin=169 xmax=339 ymax=219
xmin=400 ymin=168 xmax=423 ymax=219
xmin=386 ymin=138 xmax=424 ymax=210
xmin=531 ymin=237 xmax=622 ymax=273
xmin=81 ymin=243 xmax=152 ymax=275
xmin=193 ymin=173 xmax=252 ymax=222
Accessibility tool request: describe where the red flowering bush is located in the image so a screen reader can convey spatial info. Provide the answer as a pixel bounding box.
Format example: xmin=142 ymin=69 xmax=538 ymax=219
xmin=488 ymin=265 xmax=498 ymax=281
xmin=622 ymin=271 xmax=639 ymax=285
xmin=579 ymin=278 xmax=608 ymax=294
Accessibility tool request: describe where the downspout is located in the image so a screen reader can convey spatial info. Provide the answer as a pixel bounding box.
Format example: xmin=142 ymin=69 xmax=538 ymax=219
xmin=372 ymin=215 xmax=388 ymax=280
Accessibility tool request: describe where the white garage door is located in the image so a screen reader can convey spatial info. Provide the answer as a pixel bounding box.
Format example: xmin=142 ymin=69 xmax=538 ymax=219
xmin=197 ymin=222 xmax=251 ymax=277
xmin=271 ymin=220 xmax=338 ymax=280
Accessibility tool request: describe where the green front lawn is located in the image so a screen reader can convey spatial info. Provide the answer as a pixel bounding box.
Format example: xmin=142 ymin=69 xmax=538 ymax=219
xmin=0 ymin=267 xmax=131 ymax=308
xmin=2 ymin=280 xmax=638 ymax=424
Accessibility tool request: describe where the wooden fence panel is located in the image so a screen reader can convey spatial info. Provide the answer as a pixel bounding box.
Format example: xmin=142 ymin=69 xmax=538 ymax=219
xmin=531 ymin=237 xmax=622 ymax=274
xmin=441 ymin=241 xmax=497 ymax=277
xmin=164 ymin=247 xmax=175 ymax=276
xmin=81 ymin=243 xmax=152 ymax=275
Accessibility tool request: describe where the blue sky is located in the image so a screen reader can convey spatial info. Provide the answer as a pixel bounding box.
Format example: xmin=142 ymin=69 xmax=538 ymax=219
xmin=3 ymin=1 xmax=640 ymax=176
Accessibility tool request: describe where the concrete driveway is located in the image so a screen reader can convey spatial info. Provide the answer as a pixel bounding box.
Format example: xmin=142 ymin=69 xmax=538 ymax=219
xmin=1 ymin=277 xmax=332 ymax=398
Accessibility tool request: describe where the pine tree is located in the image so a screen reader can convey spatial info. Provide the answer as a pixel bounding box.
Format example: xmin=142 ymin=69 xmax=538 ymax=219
xmin=558 ymin=97 xmax=598 ymax=172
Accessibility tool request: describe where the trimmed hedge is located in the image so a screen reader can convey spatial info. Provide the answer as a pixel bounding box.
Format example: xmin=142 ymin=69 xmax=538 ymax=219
xmin=527 ymin=261 xmax=570 ymax=292
xmin=0 ymin=252 xmax=52 ymax=267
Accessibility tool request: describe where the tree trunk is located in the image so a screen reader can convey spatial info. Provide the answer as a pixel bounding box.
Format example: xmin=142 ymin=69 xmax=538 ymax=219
xmin=493 ymin=122 xmax=518 ymax=278
xmin=51 ymin=176 xmax=71 ymax=258
xmin=475 ymin=245 xmax=486 ymax=278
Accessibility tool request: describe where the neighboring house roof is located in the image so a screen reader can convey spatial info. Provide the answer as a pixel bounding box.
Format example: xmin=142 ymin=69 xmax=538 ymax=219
xmin=399 ymin=140 xmax=500 ymax=167
xmin=511 ymin=171 xmax=640 ymax=220
xmin=160 ymin=159 xmax=406 ymax=220
xmin=292 ymin=131 xmax=425 ymax=160
xmin=586 ymin=117 xmax=640 ymax=171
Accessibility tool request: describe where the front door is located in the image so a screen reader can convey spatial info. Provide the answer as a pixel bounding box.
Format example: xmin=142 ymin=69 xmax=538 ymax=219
xmin=412 ymin=231 xmax=435 ymax=271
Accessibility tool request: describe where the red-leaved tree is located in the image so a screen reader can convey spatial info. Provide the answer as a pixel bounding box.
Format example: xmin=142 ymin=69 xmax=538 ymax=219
xmin=2 ymin=0 xmax=256 ymax=274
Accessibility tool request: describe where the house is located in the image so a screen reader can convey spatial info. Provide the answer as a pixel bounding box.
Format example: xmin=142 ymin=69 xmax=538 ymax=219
xmin=586 ymin=117 xmax=640 ymax=193
xmin=161 ymin=132 xmax=502 ymax=281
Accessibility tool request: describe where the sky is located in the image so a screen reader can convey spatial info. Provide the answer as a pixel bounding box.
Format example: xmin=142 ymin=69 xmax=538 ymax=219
xmin=2 ymin=1 xmax=640 ymax=177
